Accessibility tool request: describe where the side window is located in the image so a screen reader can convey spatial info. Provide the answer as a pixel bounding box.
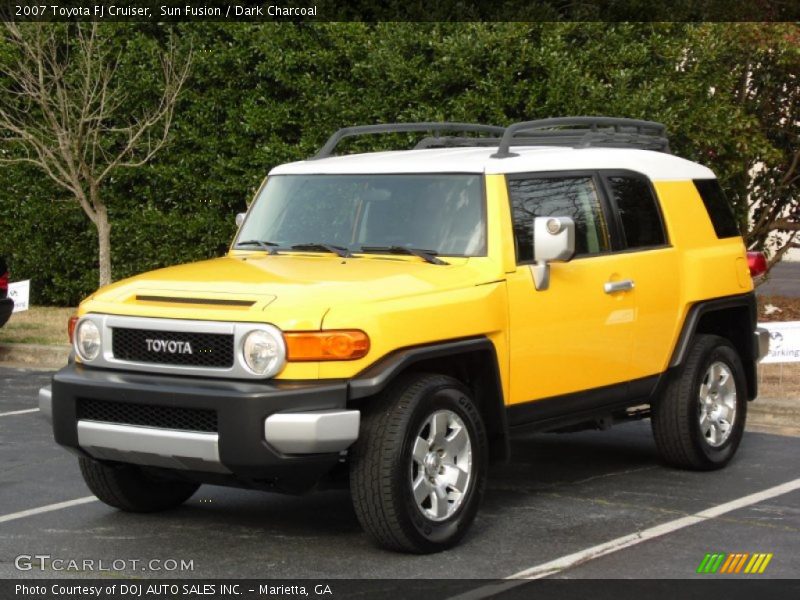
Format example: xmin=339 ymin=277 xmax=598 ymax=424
xmin=606 ymin=175 xmax=667 ymax=248
xmin=508 ymin=176 xmax=609 ymax=263
xmin=693 ymin=179 xmax=741 ymax=239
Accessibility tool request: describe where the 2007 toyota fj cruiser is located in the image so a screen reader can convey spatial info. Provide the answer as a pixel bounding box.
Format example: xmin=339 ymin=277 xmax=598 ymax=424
xmin=40 ymin=118 xmax=769 ymax=553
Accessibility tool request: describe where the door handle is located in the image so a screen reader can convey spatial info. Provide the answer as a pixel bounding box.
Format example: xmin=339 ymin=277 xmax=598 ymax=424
xmin=604 ymin=279 xmax=635 ymax=294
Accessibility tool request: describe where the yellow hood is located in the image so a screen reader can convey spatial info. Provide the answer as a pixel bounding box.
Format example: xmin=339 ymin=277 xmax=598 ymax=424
xmin=81 ymin=253 xmax=497 ymax=330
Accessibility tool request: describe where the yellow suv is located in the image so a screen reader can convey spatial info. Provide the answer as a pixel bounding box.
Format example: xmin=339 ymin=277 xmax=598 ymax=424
xmin=40 ymin=118 xmax=769 ymax=553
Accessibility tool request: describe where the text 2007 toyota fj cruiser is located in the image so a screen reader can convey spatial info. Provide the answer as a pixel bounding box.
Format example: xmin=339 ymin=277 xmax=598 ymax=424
xmin=40 ymin=118 xmax=770 ymax=553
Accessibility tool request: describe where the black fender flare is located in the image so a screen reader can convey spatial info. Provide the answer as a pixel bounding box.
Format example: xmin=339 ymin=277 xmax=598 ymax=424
xmin=348 ymin=336 xmax=509 ymax=461
xmin=668 ymin=292 xmax=759 ymax=399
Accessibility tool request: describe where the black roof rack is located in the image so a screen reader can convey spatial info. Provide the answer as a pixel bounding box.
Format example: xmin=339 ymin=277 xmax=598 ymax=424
xmin=312 ymin=117 xmax=670 ymax=159
xmin=313 ymin=122 xmax=505 ymax=159
xmin=490 ymin=117 xmax=670 ymax=158
xmin=414 ymin=135 xmax=504 ymax=149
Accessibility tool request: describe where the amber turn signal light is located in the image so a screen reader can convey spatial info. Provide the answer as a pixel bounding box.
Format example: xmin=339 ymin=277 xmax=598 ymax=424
xmin=67 ymin=315 xmax=79 ymax=344
xmin=284 ymin=330 xmax=370 ymax=361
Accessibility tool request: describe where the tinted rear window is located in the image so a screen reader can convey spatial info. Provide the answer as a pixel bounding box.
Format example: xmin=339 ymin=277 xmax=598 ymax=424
xmin=606 ymin=175 xmax=666 ymax=248
xmin=693 ymin=179 xmax=740 ymax=239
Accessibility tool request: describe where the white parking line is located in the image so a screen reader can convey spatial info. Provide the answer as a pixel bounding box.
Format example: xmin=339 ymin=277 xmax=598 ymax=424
xmin=0 ymin=408 xmax=39 ymax=417
xmin=452 ymin=477 xmax=800 ymax=599
xmin=0 ymin=496 xmax=98 ymax=525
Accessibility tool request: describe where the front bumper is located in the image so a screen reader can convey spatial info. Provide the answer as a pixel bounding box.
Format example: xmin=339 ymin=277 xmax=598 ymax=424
xmin=42 ymin=364 xmax=359 ymax=491
xmin=0 ymin=297 xmax=13 ymax=328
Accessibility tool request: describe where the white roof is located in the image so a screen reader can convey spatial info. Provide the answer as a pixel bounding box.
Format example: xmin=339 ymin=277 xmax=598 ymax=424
xmin=270 ymin=146 xmax=716 ymax=181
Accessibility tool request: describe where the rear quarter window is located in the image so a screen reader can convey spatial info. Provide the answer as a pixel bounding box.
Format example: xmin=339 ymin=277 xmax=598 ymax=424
xmin=693 ymin=179 xmax=741 ymax=239
xmin=605 ymin=175 xmax=667 ymax=249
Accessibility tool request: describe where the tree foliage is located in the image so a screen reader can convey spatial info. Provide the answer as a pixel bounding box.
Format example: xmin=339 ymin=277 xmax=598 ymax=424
xmin=0 ymin=23 xmax=796 ymax=305
xmin=0 ymin=22 xmax=190 ymax=287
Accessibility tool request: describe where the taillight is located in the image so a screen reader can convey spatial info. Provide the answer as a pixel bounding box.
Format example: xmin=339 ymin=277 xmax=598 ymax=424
xmin=0 ymin=272 xmax=7 ymax=293
xmin=68 ymin=315 xmax=79 ymax=344
xmin=747 ymin=251 xmax=767 ymax=278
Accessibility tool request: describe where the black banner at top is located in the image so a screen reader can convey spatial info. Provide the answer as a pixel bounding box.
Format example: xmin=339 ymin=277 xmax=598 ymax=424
xmin=1 ymin=0 xmax=799 ymax=22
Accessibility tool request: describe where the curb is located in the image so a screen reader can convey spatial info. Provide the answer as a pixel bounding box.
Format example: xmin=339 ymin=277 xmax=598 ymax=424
xmin=748 ymin=397 xmax=800 ymax=437
xmin=750 ymin=396 xmax=799 ymax=414
xmin=0 ymin=343 xmax=70 ymax=369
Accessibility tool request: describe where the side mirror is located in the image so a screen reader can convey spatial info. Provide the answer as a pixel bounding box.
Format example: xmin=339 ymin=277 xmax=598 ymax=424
xmin=235 ymin=213 xmax=246 ymax=228
xmin=530 ymin=216 xmax=575 ymax=291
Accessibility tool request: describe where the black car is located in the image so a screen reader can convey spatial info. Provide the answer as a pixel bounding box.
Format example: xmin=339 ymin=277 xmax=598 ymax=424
xmin=0 ymin=257 xmax=12 ymax=328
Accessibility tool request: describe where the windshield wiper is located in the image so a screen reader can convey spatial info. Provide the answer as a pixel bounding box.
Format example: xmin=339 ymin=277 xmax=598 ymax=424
xmin=235 ymin=240 xmax=281 ymax=255
xmin=291 ymin=243 xmax=353 ymax=258
xmin=358 ymin=245 xmax=449 ymax=265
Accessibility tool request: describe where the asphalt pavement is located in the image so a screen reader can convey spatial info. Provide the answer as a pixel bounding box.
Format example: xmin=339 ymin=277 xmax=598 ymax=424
xmin=758 ymin=261 xmax=800 ymax=298
xmin=1 ymin=367 xmax=798 ymax=582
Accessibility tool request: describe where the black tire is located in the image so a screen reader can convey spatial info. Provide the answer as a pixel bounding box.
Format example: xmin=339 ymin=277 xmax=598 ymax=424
xmin=652 ymin=334 xmax=747 ymax=470
xmin=79 ymin=458 xmax=199 ymax=512
xmin=349 ymin=373 xmax=488 ymax=553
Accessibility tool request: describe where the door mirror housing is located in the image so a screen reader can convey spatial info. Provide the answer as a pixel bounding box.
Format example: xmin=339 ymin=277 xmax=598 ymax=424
xmin=530 ymin=216 xmax=575 ymax=291
xmin=235 ymin=213 xmax=246 ymax=228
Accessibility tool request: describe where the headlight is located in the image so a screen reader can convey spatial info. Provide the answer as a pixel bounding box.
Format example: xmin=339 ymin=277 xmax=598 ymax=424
xmin=75 ymin=319 xmax=101 ymax=362
xmin=241 ymin=329 xmax=284 ymax=376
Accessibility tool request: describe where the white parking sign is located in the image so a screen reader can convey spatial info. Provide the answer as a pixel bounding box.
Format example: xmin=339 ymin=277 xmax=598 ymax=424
xmin=8 ymin=280 xmax=30 ymax=313
xmin=759 ymin=321 xmax=800 ymax=363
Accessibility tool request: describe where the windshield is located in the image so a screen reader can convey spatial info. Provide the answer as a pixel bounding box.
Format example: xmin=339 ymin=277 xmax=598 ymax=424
xmin=235 ymin=174 xmax=486 ymax=257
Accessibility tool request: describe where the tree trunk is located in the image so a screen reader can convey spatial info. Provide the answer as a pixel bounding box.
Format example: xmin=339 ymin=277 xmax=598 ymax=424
xmin=96 ymin=204 xmax=112 ymax=287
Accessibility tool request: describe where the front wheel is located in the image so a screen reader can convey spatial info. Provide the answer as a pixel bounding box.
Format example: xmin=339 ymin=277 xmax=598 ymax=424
xmin=79 ymin=458 xmax=199 ymax=512
xmin=349 ymin=373 xmax=488 ymax=553
xmin=652 ymin=334 xmax=748 ymax=470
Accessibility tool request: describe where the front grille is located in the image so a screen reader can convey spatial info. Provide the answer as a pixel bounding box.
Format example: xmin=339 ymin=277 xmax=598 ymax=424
xmin=111 ymin=328 xmax=234 ymax=368
xmin=78 ymin=398 xmax=218 ymax=433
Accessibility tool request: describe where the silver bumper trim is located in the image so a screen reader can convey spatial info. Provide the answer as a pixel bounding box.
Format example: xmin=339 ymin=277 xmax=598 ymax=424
xmin=77 ymin=421 xmax=230 ymax=473
xmin=38 ymin=386 xmax=52 ymax=422
xmin=264 ymin=410 xmax=360 ymax=454
xmin=755 ymin=327 xmax=770 ymax=361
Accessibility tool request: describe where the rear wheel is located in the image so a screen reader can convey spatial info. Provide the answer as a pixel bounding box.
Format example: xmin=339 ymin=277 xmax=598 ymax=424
xmin=349 ymin=373 xmax=487 ymax=553
xmin=652 ymin=334 xmax=747 ymax=470
xmin=79 ymin=458 xmax=199 ymax=512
